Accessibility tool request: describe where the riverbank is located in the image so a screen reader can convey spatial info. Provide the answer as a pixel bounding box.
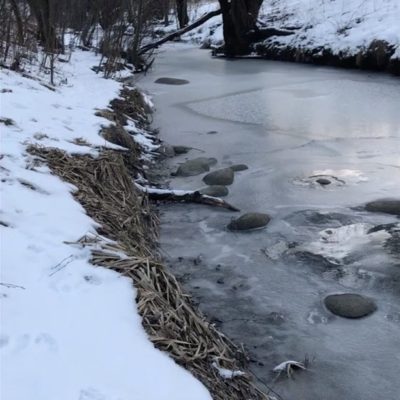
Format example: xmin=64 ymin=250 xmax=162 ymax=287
xmin=176 ymin=0 xmax=400 ymax=75
xmin=255 ymin=0 xmax=400 ymax=75
xmin=1 ymin=49 xmax=274 ymax=400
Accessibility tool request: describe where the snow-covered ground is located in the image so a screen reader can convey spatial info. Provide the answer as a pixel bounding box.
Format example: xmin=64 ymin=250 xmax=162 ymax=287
xmin=0 ymin=51 xmax=211 ymax=400
xmin=179 ymin=0 xmax=400 ymax=60
xmin=260 ymin=0 xmax=400 ymax=57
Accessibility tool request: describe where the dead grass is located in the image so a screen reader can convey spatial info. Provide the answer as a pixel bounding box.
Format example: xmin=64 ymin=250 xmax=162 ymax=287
xmin=27 ymin=87 xmax=274 ymax=400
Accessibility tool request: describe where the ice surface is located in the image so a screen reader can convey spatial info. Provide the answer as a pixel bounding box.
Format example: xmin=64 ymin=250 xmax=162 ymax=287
xmin=140 ymin=45 xmax=400 ymax=400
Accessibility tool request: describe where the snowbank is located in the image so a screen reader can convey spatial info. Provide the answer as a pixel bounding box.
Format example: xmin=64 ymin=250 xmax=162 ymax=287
xmin=178 ymin=0 xmax=400 ymax=74
xmin=260 ymin=0 xmax=400 ymax=55
xmin=0 ymin=50 xmax=211 ymax=400
xmin=257 ymin=0 xmax=400 ymax=73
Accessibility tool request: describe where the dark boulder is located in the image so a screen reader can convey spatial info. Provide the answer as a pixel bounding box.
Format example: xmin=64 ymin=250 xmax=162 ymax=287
xmin=155 ymin=77 xmax=189 ymax=85
xmin=158 ymin=145 xmax=176 ymax=158
xmin=230 ymin=164 xmax=249 ymax=172
xmin=203 ymin=168 xmax=234 ymax=186
xmin=228 ymin=213 xmax=271 ymax=231
xmin=173 ymin=145 xmax=191 ymax=155
xmin=316 ymin=178 xmax=331 ymax=185
xmin=324 ymin=293 xmax=377 ymax=318
xmin=174 ymin=157 xmax=217 ymax=177
xmin=365 ymin=199 xmax=400 ymax=216
xmin=199 ymin=185 xmax=229 ymax=197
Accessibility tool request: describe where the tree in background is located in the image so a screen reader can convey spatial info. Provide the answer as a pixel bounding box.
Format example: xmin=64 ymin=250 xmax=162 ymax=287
xmin=176 ymin=0 xmax=188 ymax=28
xmin=1 ymin=0 xmax=162 ymax=78
xmin=218 ymin=0 xmax=264 ymax=56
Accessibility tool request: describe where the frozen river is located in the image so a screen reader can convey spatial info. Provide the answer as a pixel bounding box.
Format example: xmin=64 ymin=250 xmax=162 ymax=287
xmin=140 ymin=44 xmax=400 ymax=400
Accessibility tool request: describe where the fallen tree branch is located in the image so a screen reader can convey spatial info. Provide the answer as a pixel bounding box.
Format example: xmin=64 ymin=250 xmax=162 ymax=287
xmin=139 ymin=9 xmax=222 ymax=55
xmin=136 ymin=185 xmax=240 ymax=212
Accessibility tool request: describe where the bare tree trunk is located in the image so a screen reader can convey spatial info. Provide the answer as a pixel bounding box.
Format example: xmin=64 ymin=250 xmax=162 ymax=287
xmin=163 ymin=0 xmax=169 ymax=26
xmin=219 ymin=0 xmax=264 ymax=56
xmin=131 ymin=0 xmax=144 ymax=67
xmin=176 ymin=0 xmax=188 ymax=28
xmin=9 ymin=0 xmax=24 ymax=45
xmin=26 ymin=0 xmax=57 ymax=50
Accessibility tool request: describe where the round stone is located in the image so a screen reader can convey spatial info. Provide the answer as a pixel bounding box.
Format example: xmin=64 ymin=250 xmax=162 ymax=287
xmin=173 ymin=145 xmax=191 ymax=155
xmin=203 ymin=168 xmax=234 ymax=186
xmin=230 ymin=164 xmax=249 ymax=172
xmin=199 ymin=185 xmax=229 ymax=197
xmin=174 ymin=157 xmax=217 ymax=177
xmin=158 ymin=145 xmax=175 ymax=157
xmin=228 ymin=213 xmax=271 ymax=231
xmin=365 ymin=199 xmax=400 ymax=216
xmin=324 ymin=293 xmax=377 ymax=319
xmin=155 ymin=77 xmax=189 ymax=85
xmin=316 ymin=178 xmax=331 ymax=185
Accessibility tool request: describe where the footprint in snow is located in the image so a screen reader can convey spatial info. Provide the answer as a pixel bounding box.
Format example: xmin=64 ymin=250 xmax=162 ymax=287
xmin=35 ymin=333 xmax=58 ymax=352
xmin=13 ymin=333 xmax=31 ymax=353
xmin=0 ymin=334 xmax=10 ymax=349
xmin=84 ymin=275 xmax=102 ymax=285
xmin=79 ymin=388 xmax=107 ymax=400
xmin=3 ymin=333 xmax=58 ymax=353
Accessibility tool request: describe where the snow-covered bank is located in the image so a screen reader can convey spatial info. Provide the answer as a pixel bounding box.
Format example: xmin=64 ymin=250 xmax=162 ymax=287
xmin=0 ymin=51 xmax=211 ymax=400
xmin=257 ymin=0 xmax=400 ymax=74
xmin=180 ymin=0 xmax=400 ymax=74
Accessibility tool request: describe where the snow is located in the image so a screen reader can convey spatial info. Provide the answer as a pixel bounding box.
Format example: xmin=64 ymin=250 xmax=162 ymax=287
xmin=211 ymin=361 xmax=245 ymax=379
xmin=273 ymin=360 xmax=306 ymax=372
xmin=156 ymin=1 xmax=223 ymax=45
xmin=0 ymin=50 xmax=211 ymax=400
xmin=301 ymin=223 xmax=392 ymax=262
xmin=182 ymin=2 xmax=224 ymax=45
xmin=260 ymin=0 xmax=400 ymax=57
xmin=126 ymin=120 xmax=159 ymax=153
xmin=135 ymin=184 xmax=193 ymax=196
xmin=179 ymin=0 xmax=400 ymax=59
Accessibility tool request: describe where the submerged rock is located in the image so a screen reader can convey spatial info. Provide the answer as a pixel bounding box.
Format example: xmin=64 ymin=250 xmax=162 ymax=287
xmin=173 ymin=145 xmax=191 ymax=155
xmin=203 ymin=168 xmax=234 ymax=186
xmin=155 ymin=77 xmax=189 ymax=85
xmin=286 ymin=210 xmax=357 ymax=228
xmin=365 ymin=199 xmax=400 ymax=216
xmin=230 ymin=164 xmax=249 ymax=172
xmin=199 ymin=185 xmax=229 ymax=197
xmin=228 ymin=213 xmax=271 ymax=231
xmin=158 ymin=144 xmax=175 ymax=158
xmin=324 ymin=293 xmax=377 ymax=318
xmin=174 ymin=157 xmax=217 ymax=177
xmin=192 ymin=157 xmax=217 ymax=167
xmin=316 ymin=178 xmax=331 ymax=185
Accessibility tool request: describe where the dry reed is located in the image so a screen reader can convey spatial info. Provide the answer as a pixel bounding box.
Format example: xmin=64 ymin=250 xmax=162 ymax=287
xmin=27 ymin=87 xmax=274 ymax=400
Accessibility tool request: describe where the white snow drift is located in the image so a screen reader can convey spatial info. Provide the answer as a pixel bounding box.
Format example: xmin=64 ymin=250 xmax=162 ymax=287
xmin=0 ymin=50 xmax=211 ymax=400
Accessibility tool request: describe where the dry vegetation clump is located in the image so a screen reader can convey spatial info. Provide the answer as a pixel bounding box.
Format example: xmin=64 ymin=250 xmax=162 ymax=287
xmin=27 ymin=86 xmax=274 ymax=400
